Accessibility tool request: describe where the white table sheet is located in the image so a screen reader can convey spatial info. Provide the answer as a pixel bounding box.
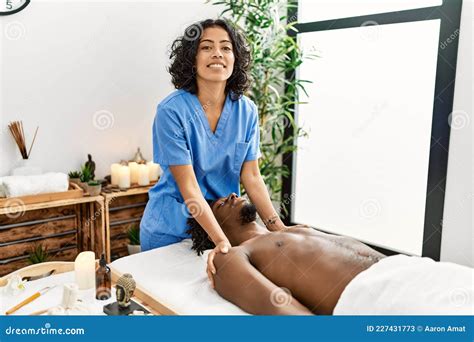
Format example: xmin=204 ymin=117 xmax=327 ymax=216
xmin=110 ymin=239 xmax=249 ymax=315
xmin=0 ymin=271 xmax=115 ymax=315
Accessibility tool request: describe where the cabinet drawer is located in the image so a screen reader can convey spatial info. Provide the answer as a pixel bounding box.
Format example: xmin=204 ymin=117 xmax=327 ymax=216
xmin=0 ymin=216 xmax=76 ymax=244
xmin=0 ymin=246 xmax=77 ymax=277
xmin=0 ymin=233 xmax=76 ymax=260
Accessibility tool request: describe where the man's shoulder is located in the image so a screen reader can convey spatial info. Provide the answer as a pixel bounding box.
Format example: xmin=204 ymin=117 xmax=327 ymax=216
xmin=214 ymin=246 xmax=250 ymax=266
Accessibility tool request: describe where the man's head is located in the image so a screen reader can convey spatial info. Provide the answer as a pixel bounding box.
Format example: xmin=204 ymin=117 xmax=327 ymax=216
xmin=187 ymin=193 xmax=257 ymax=255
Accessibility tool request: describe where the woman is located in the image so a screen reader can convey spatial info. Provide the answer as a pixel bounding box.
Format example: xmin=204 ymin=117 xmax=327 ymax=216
xmin=140 ymin=19 xmax=303 ymax=286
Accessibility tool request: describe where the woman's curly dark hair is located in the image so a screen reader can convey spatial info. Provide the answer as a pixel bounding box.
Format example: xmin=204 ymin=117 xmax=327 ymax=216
xmin=168 ymin=19 xmax=251 ymax=98
xmin=186 ymin=199 xmax=216 ymax=256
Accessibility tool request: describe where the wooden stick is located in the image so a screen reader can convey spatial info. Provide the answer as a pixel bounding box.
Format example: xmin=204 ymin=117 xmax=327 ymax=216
xmin=5 ymin=292 xmax=41 ymax=315
xmin=27 ymin=126 xmax=39 ymax=158
xmin=29 ymin=307 xmax=51 ymax=316
xmin=19 ymin=121 xmax=26 ymax=157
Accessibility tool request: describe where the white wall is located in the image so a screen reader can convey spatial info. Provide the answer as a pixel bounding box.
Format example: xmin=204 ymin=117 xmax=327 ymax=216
xmin=440 ymin=0 xmax=473 ymax=267
xmin=0 ymin=0 xmax=222 ymax=178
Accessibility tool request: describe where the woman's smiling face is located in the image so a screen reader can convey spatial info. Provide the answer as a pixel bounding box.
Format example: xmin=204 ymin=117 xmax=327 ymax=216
xmin=195 ymin=26 xmax=235 ymax=85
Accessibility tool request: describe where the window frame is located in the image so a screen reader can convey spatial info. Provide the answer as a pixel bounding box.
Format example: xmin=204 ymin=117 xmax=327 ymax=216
xmin=282 ymin=0 xmax=463 ymax=260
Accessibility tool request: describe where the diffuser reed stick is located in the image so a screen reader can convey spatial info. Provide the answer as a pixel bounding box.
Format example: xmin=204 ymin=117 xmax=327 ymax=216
xmin=8 ymin=121 xmax=39 ymax=159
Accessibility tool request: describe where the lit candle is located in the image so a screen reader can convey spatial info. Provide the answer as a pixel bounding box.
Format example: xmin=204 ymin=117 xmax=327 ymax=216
xmin=147 ymin=161 xmax=161 ymax=182
xmin=74 ymin=251 xmax=95 ymax=290
xmin=118 ymin=165 xmax=130 ymax=189
xmin=138 ymin=164 xmax=150 ymax=186
xmin=129 ymin=162 xmax=139 ymax=184
xmin=110 ymin=163 xmax=120 ymax=185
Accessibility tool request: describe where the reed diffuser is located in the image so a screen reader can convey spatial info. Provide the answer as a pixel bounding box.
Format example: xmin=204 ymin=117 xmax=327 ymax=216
xmin=8 ymin=121 xmax=42 ymax=176
xmin=8 ymin=121 xmax=39 ymax=159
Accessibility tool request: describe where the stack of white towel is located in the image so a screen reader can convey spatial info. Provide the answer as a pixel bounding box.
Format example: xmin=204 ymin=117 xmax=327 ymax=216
xmin=0 ymin=173 xmax=69 ymax=198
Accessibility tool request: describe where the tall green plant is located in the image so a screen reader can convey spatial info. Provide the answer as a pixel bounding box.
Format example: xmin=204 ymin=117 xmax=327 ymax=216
xmin=210 ymin=0 xmax=312 ymax=203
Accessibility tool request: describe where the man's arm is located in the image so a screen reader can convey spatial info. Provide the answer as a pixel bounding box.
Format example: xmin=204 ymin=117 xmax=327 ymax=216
xmin=213 ymin=249 xmax=313 ymax=315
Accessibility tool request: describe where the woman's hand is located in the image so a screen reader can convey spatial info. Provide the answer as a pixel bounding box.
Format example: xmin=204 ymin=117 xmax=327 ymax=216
xmin=207 ymin=240 xmax=232 ymax=288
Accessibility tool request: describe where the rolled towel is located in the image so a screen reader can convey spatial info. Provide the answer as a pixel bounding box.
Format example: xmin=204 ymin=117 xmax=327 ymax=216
xmin=2 ymin=173 xmax=69 ymax=198
xmin=0 ymin=176 xmax=16 ymax=198
xmin=0 ymin=178 xmax=5 ymax=197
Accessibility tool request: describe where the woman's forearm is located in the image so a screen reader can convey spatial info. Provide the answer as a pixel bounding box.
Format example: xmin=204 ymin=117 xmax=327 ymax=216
xmin=170 ymin=165 xmax=230 ymax=245
xmin=241 ymin=162 xmax=285 ymax=231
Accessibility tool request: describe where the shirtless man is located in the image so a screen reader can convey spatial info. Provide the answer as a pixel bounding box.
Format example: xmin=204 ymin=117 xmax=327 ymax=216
xmin=187 ymin=193 xmax=386 ymax=315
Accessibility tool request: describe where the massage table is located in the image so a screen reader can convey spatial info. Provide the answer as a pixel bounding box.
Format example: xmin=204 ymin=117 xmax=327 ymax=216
xmin=110 ymin=239 xmax=474 ymax=315
xmin=2 ymin=240 xmax=472 ymax=315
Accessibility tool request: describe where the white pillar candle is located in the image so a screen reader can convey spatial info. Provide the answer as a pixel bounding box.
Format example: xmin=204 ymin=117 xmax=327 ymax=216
xmin=110 ymin=163 xmax=120 ymax=185
xmin=129 ymin=162 xmax=139 ymax=184
xmin=138 ymin=164 xmax=150 ymax=186
xmin=147 ymin=161 xmax=161 ymax=182
xmin=118 ymin=165 xmax=130 ymax=189
xmin=74 ymin=251 xmax=95 ymax=290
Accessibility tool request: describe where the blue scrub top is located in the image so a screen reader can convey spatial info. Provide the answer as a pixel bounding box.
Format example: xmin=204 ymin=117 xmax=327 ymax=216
xmin=140 ymin=89 xmax=261 ymax=249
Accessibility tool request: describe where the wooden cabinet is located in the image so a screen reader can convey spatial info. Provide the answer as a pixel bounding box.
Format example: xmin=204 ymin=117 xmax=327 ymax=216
xmin=0 ymin=197 xmax=105 ymax=277
xmin=103 ymin=187 xmax=150 ymax=262
xmin=0 ymin=186 xmax=151 ymax=275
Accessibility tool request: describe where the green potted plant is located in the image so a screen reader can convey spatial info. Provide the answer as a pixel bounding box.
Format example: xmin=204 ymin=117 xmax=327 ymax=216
xmin=68 ymin=171 xmax=81 ymax=185
xmin=87 ymin=180 xmax=102 ymax=196
xmin=79 ymin=164 xmax=93 ymax=191
xmin=127 ymin=224 xmax=141 ymax=255
xmin=27 ymin=244 xmax=50 ymax=264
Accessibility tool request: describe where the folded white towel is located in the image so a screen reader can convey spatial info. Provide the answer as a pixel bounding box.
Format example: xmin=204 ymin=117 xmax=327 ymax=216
xmin=334 ymin=254 xmax=474 ymax=315
xmin=2 ymin=173 xmax=69 ymax=198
